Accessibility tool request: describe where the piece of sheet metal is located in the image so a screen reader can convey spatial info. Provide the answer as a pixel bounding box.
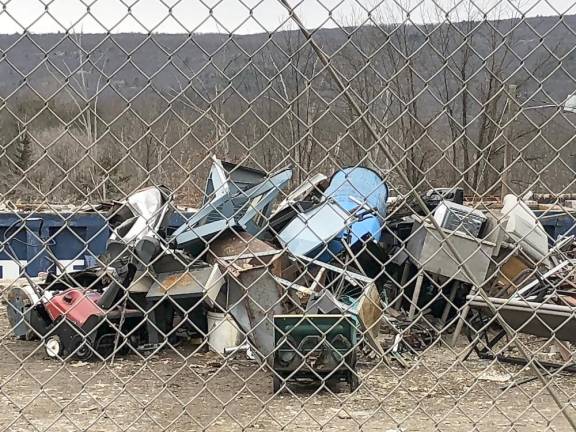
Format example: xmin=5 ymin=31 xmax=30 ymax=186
xmin=207 ymin=156 xmax=230 ymax=202
xmin=273 ymin=173 xmax=327 ymax=215
xmin=355 ymin=282 xmax=384 ymax=355
xmin=468 ymin=295 xmax=576 ymax=344
xmin=513 ymin=260 xmax=571 ymax=298
xmin=128 ymin=270 xmax=155 ymax=293
xmin=147 ymin=265 xmax=224 ymax=305
xmin=226 ymin=268 xmax=288 ymax=365
xmin=171 ymin=168 xmax=292 ymax=250
xmin=291 ymin=254 xmax=375 ymax=284
xmin=171 ymin=194 xmax=232 ymax=241
xmin=207 ymin=231 xmax=289 ymax=277
xmin=171 ymin=219 xmax=237 ymax=253
xmin=238 ymin=169 xmax=293 ymax=236
xmin=206 ymin=231 xmax=290 ymax=364
xmin=201 ymin=158 xmax=291 ymax=227
xmin=203 ymin=158 xmax=267 ymax=207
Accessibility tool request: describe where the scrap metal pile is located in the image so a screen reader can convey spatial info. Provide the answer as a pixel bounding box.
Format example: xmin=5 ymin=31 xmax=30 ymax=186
xmin=385 ymin=189 xmax=576 ymax=368
xmin=6 ymin=156 xmax=576 ymax=389
xmin=4 ymin=158 xmax=389 ymax=391
xmin=456 ymin=196 xmax=576 ymax=370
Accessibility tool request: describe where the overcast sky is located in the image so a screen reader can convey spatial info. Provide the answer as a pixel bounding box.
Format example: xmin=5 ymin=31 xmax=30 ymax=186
xmin=0 ymin=0 xmax=573 ymax=34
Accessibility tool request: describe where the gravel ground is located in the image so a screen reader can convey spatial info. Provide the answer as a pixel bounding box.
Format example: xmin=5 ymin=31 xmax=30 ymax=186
xmin=1 ymin=302 xmax=575 ymax=432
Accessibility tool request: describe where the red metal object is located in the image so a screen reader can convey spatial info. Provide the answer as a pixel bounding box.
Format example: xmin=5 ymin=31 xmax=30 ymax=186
xmin=45 ymin=289 xmax=104 ymax=328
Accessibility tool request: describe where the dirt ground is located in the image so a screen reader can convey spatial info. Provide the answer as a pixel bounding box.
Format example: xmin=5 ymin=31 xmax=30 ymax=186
xmin=1 ymin=302 xmax=575 ymax=432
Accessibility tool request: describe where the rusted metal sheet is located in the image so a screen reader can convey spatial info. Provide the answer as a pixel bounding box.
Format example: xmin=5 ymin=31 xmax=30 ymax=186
xmin=206 ymin=231 xmax=292 ymax=364
xmin=207 ymin=231 xmax=289 ymax=278
xmin=146 ymin=265 xmax=224 ymax=305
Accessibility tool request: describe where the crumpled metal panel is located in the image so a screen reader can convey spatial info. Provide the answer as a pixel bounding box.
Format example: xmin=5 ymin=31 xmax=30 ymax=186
xmin=226 ymin=267 xmax=288 ymax=365
xmin=207 ymin=231 xmax=291 ymax=365
xmin=171 ymin=168 xmax=292 ymax=251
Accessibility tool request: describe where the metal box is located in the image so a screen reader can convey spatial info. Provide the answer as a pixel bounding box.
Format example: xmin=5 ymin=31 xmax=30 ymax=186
xmin=272 ymin=314 xmax=359 ymax=392
xmin=407 ymin=218 xmax=496 ymax=285
xmin=434 ymin=201 xmax=486 ymax=238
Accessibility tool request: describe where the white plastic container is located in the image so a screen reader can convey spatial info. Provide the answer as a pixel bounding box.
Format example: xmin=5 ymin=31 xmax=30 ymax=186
xmin=206 ymin=311 xmax=240 ymax=354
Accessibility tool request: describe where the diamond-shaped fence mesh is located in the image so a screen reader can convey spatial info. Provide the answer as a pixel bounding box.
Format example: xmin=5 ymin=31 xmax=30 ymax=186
xmin=3 ymin=0 xmax=576 ymax=431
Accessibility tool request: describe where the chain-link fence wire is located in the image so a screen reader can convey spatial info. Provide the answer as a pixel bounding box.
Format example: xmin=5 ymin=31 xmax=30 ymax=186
xmin=2 ymin=0 xmax=576 ymax=430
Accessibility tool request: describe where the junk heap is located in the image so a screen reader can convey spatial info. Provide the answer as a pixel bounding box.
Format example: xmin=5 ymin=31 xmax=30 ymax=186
xmin=5 ymin=157 xmax=576 ymax=390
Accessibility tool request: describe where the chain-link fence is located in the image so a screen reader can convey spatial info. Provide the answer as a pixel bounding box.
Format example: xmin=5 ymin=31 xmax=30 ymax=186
xmin=2 ymin=0 xmax=576 ymax=431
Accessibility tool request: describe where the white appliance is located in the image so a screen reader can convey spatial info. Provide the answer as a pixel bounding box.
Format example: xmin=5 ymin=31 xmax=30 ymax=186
xmin=433 ymin=201 xmax=487 ymax=238
xmin=501 ymin=194 xmax=549 ymax=263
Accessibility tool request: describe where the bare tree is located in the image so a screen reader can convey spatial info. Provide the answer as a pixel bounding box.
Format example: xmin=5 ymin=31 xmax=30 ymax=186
xmin=425 ymin=0 xmax=558 ymax=194
xmin=44 ymin=32 xmax=116 ymax=200
xmin=265 ymin=28 xmax=326 ymax=183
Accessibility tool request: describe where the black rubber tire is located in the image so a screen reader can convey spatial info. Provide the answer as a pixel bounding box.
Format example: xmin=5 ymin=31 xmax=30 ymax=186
xmin=75 ymin=341 xmax=94 ymax=361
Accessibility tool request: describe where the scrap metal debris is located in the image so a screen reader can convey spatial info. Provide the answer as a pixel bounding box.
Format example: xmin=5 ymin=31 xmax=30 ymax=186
xmin=7 ymin=156 xmax=576 ymax=391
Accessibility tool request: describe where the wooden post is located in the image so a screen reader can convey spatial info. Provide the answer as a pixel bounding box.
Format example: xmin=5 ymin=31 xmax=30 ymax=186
xmin=408 ymin=272 xmax=424 ymax=321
